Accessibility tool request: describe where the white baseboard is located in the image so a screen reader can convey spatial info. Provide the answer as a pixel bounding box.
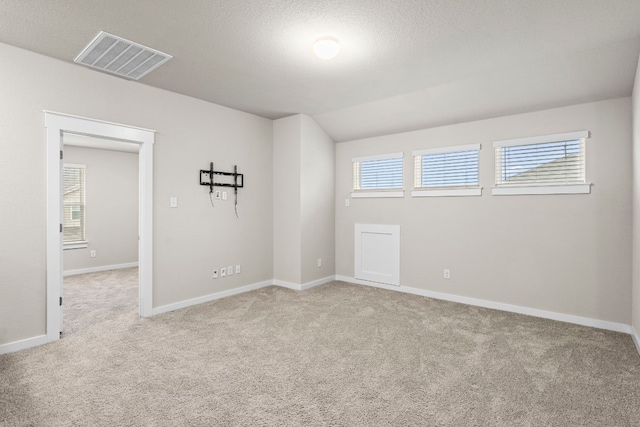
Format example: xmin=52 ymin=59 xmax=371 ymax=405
xmin=335 ymin=275 xmax=632 ymax=334
xmin=632 ymin=327 xmax=640 ymax=357
xmin=301 ymin=275 xmax=335 ymax=290
xmin=273 ymin=275 xmax=335 ymax=291
xmin=0 ymin=334 xmax=49 ymax=355
xmin=64 ymin=262 xmax=139 ymax=277
xmin=155 ymin=276 xmax=336 ymax=316
xmin=152 ymin=280 xmax=274 ymax=316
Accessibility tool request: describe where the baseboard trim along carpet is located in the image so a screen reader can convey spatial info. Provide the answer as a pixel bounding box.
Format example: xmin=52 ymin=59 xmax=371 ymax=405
xmin=335 ymin=275 xmax=632 ymax=335
xmin=153 ymin=277 xmax=335 ymax=316
xmin=63 ymin=262 xmax=139 ymax=277
xmin=0 ymin=334 xmax=48 ymax=355
xmin=632 ymin=327 xmax=640 ymax=357
xmin=152 ymin=280 xmax=274 ymax=316
xmin=273 ymin=276 xmax=336 ymax=291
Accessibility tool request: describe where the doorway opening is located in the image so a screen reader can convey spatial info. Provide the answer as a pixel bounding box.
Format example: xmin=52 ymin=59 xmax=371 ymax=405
xmin=61 ymin=134 xmax=139 ymax=334
xmin=45 ymin=112 xmax=154 ymax=344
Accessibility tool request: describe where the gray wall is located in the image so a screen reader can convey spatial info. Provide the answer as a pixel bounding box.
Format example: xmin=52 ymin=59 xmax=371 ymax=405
xmin=273 ymin=114 xmax=335 ymax=285
xmin=300 ymin=115 xmax=335 ymax=283
xmin=336 ymin=98 xmax=632 ymax=325
xmin=0 ymin=42 xmax=273 ymax=345
xmin=273 ymin=115 xmax=302 ymax=284
xmin=633 ymin=55 xmax=640 ymax=336
xmin=63 ymin=146 xmax=138 ymax=272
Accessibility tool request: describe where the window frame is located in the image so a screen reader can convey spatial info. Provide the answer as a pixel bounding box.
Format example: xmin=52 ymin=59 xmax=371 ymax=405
xmin=351 ymin=152 xmax=404 ymax=198
xmin=411 ymin=143 xmax=482 ymax=197
xmin=62 ymin=163 xmax=88 ymax=250
xmin=492 ymin=131 xmax=591 ymax=196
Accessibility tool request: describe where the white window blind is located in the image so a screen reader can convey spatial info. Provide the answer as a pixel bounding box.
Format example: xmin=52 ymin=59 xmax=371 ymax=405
xmin=63 ymin=164 xmax=86 ymax=243
xmin=413 ymin=144 xmax=480 ymax=189
xmin=352 ymin=153 xmax=404 ymax=191
xmin=494 ymin=131 xmax=587 ymax=186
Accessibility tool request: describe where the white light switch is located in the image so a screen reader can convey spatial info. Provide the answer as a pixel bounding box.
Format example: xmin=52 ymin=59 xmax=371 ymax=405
xmin=170 ymin=197 xmax=178 ymax=208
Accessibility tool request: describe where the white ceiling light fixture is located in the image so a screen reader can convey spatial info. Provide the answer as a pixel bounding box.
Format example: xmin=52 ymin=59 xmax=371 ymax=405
xmin=75 ymin=31 xmax=172 ymax=80
xmin=312 ymin=37 xmax=341 ymax=60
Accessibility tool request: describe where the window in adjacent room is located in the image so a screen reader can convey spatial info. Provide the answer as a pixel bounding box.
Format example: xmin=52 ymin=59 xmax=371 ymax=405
xmin=352 ymin=152 xmax=404 ymax=198
xmin=63 ymin=164 xmax=87 ymax=248
xmin=492 ymin=131 xmax=590 ymax=195
xmin=412 ymin=144 xmax=481 ymax=197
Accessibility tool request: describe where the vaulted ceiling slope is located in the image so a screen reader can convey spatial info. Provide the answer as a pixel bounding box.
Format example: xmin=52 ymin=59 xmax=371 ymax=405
xmin=2 ymin=0 xmax=640 ymax=141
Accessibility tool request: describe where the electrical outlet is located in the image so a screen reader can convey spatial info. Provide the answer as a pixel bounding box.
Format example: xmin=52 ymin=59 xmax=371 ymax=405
xmin=170 ymin=197 xmax=178 ymax=208
xmin=227 ymin=265 xmax=233 ymax=275
xmin=90 ymin=250 xmax=96 ymax=258
xmin=221 ymin=267 xmax=226 ymax=277
xmin=317 ymin=258 xmax=322 ymax=268
xmin=222 ymin=191 xmax=228 ymax=200
xmin=235 ymin=265 xmax=241 ymax=274
xmin=345 ymin=199 xmax=350 ymax=207
xmin=444 ymin=269 xmax=451 ymax=279
xmin=213 ymin=269 xmax=218 ymax=279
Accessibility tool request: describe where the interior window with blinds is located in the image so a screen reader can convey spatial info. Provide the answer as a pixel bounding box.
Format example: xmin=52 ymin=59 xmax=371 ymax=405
xmin=492 ymin=131 xmax=590 ymax=195
xmin=352 ymin=153 xmax=404 ymax=198
xmin=63 ymin=164 xmax=86 ymax=243
xmin=411 ymin=144 xmax=481 ymax=197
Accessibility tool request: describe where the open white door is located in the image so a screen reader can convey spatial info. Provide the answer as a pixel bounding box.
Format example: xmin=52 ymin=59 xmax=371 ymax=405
xmin=59 ymin=153 xmax=64 ymax=333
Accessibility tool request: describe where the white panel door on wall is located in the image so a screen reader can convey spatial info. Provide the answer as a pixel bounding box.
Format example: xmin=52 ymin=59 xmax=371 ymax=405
xmin=354 ymin=224 xmax=400 ymax=286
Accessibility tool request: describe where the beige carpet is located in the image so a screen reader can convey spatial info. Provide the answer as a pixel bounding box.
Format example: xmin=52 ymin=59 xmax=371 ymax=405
xmin=1 ymin=269 xmax=639 ymax=426
xmin=61 ymin=267 xmax=139 ymax=335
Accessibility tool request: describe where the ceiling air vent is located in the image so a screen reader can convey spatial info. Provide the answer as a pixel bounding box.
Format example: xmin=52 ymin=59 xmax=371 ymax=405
xmin=74 ymin=31 xmax=172 ymax=80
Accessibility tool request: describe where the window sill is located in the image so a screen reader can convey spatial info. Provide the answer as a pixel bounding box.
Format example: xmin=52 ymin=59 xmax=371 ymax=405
xmin=63 ymin=241 xmax=88 ymax=250
xmin=491 ymin=183 xmax=591 ymax=196
xmin=412 ymin=188 xmax=482 ymax=197
xmin=351 ymin=191 xmax=404 ymax=199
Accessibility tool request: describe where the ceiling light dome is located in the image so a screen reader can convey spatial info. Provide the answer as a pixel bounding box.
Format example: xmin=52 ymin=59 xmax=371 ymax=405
xmin=312 ymin=37 xmax=340 ymax=60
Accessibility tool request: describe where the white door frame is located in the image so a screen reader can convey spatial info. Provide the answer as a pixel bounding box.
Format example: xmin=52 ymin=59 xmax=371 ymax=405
xmin=45 ymin=111 xmax=154 ymax=343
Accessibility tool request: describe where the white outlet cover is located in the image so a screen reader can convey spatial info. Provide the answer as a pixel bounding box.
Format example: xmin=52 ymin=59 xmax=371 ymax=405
xmin=235 ymin=265 xmax=240 ymax=274
xmin=227 ymin=265 xmax=233 ymax=275
xmin=170 ymin=197 xmax=178 ymax=208
xmin=345 ymin=199 xmax=350 ymax=207
xmin=222 ymin=191 xmax=228 ymax=200
xmin=213 ymin=270 xmax=218 ymax=279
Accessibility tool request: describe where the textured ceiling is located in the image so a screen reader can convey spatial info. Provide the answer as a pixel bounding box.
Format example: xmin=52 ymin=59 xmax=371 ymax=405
xmin=1 ymin=0 xmax=640 ymax=141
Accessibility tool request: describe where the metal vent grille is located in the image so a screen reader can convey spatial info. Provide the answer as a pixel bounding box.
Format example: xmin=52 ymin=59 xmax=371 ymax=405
xmin=74 ymin=31 xmax=172 ymax=80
